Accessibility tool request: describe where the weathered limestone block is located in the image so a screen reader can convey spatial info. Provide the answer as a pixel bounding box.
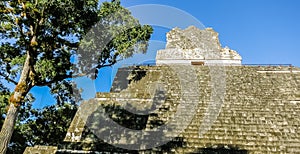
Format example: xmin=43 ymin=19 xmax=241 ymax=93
xmin=156 ymin=26 xmax=242 ymax=65
xmin=166 ymin=26 xmax=221 ymax=50
xmin=23 ymin=145 xmax=57 ymax=154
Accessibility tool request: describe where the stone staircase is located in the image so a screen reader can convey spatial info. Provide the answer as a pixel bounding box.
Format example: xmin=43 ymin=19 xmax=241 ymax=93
xmin=24 ymin=65 xmax=300 ymax=154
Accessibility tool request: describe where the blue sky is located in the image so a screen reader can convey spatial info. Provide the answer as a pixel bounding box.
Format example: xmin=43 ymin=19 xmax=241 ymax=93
xmin=122 ymin=0 xmax=300 ymax=65
xmin=31 ymin=0 xmax=300 ymax=108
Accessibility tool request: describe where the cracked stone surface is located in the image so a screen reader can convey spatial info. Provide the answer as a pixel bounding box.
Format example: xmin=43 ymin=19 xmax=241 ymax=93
xmin=156 ymin=26 xmax=242 ymax=65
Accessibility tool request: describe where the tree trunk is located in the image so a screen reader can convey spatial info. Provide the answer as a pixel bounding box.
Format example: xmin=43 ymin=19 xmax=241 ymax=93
xmin=0 ymin=53 xmax=32 ymax=154
xmin=0 ymin=104 xmax=18 ymax=154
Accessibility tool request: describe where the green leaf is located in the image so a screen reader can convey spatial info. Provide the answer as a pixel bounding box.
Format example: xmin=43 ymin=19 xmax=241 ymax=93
xmin=0 ymin=0 xmax=153 ymax=152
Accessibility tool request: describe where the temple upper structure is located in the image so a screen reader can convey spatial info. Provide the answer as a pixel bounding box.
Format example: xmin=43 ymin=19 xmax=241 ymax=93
xmin=156 ymin=26 xmax=242 ymax=65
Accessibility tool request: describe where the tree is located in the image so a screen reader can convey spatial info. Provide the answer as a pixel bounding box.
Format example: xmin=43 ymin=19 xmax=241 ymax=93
xmin=8 ymin=104 xmax=77 ymax=153
xmin=0 ymin=83 xmax=35 ymax=153
xmin=1 ymin=94 xmax=78 ymax=153
xmin=0 ymin=0 xmax=153 ymax=153
xmin=1 ymin=79 xmax=77 ymax=153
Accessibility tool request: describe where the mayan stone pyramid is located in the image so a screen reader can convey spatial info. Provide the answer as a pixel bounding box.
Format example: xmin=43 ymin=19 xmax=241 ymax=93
xmin=24 ymin=26 xmax=300 ymax=154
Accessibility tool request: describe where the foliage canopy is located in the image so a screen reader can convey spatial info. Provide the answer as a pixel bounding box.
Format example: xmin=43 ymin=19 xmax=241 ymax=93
xmin=0 ymin=0 xmax=153 ymax=153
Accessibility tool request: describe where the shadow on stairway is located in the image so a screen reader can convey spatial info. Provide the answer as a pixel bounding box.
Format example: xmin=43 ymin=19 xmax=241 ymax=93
xmin=191 ymin=145 xmax=248 ymax=154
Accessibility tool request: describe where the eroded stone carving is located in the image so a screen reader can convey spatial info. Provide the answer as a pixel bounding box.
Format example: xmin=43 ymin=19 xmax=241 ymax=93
xmin=156 ymin=26 xmax=242 ymax=65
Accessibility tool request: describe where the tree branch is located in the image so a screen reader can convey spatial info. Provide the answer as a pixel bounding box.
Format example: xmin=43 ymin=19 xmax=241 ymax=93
xmin=34 ymin=62 xmax=115 ymax=87
xmin=0 ymin=72 xmax=18 ymax=85
xmin=34 ymin=74 xmax=72 ymax=87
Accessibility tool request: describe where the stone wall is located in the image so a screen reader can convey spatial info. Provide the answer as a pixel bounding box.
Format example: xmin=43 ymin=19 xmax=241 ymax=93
xmin=156 ymin=26 xmax=242 ymax=65
xmin=57 ymin=65 xmax=300 ymax=154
